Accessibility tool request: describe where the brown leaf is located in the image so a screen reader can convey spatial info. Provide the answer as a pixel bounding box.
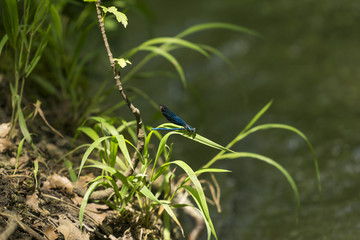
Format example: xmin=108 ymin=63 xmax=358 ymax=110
xmin=75 ymin=174 xmax=95 ymax=188
xmin=26 ymin=193 xmax=40 ymax=212
xmin=33 ymin=100 xmax=64 ymax=138
xmin=85 ymin=203 xmax=108 ymax=225
xmin=0 ymin=123 xmax=11 ymax=138
xmin=71 ymin=195 xmax=83 ymax=206
xmin=57 ymin=214 xmax=89 ymax=240
xmin=0 ymin=123 xmax=12 ymax=152
xmin=43 ymin=174 xmax=73 ymax=195
xmin=45 ymin=225 xmax=59 ymax=240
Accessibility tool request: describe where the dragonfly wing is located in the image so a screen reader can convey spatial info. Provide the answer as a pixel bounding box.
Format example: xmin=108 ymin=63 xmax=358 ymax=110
xmin=160 ymin=105 xmax=188 ymax=127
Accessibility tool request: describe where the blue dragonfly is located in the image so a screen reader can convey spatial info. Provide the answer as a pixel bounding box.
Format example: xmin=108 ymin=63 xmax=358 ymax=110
xmin=152 ymin=105 xmax=196 ymax=133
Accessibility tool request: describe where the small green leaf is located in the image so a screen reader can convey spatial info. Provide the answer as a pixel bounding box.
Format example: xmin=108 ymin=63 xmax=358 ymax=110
xmin=104 ymin=6 xmax=128 ymax=28
xmin=17 ymin=97 xmax=33 ymax=147
xmin=114 ymin=58 xmax=131 ymax=68
xmin=0 ymin=34 xmax=8 ymax=56
xmin=14 ymin=136 xmax=26 ymax=174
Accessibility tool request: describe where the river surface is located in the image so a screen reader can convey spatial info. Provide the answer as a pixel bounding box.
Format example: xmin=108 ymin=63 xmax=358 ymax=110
xmin=111 ymin=0 xmax=360 ymax=239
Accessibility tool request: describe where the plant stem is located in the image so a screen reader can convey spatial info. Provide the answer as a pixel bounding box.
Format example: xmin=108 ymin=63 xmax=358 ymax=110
xmin=95 ymin=0 xmax=144 ymax=177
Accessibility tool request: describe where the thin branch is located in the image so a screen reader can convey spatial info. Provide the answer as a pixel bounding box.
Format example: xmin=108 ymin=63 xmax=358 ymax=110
xmin=74 ymin=0 xmax=146 ymax=200
xmin=95 ymin=0 xmax=144 ymax=177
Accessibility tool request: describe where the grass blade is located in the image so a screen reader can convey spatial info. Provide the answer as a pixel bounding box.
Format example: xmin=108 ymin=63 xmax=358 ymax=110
xmin=140 ymin=186 xmax=184 ymax=237
xmin=217 ymin=152 xmax=300 ymax=221
xmin=77 ymin=136 xmax=111 ymax=177
xmin=240 ymin=100 xmax=273 ymax=135
xmin=242 ymin=123 xmax=321 ymax=191
xmin=77 ymin=126 xmax=100 ymax=141
xmin=79 ymin=181 xmax=102 ymax=230
xmin=14 ymin=136 xmax=26 ymax=175
xmin=176 ymin=22 xmax=258 ymax=39
xmin=2 ymin=0 xmax=19 ymax=48
xmin=127 ymin=37 xmax=209 ymax=58
xmin=138 ymin=46 xmax=187 ymax=87
xmin=170 ymin=160 xmax=217 ymax=239
xmin=0 ymin=34 xmax=8 ymax=56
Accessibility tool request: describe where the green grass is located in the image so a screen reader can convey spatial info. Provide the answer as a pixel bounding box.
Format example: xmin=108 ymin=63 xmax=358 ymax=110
xmin=74 ymin=101 xmax=320 ymax=239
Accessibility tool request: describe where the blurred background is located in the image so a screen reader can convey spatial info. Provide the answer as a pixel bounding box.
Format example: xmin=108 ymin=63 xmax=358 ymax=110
xmin=3 ymin=0 xmax=360 ymax=239
xmin=129 ymin=0 xmax=359 ymax=239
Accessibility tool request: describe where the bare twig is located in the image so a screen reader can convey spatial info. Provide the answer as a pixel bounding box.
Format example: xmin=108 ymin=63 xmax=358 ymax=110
xmin=0 ymin=210 xmax=45 ymax=240
xmin=0 ymin=213 xmax=18 ymax=240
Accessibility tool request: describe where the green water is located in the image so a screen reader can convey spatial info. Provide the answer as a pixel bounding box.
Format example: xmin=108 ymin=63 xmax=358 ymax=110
xmin=120 ymin=0 xmax=360 ymax=239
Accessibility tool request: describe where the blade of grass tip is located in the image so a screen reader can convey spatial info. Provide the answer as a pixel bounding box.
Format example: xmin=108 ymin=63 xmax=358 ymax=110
xmin=204 ymin=100 xmax=274 ymax=168
xmin=138 ymin=46 xmax=187 ymax=88
xmin=25 ymin=26 xmax=50 ymax=78
xmin=123 ymin=138 xmax=145 ymax=165
xmin=176 ymin=22 xmax=258 ymax=39
xmin=64 ymin=160 xmax=77 ymax=182
xmin=218 ymin=152 xmax=300 ymax=221
xmin=245 ymin=123 xmax=321 ymax=191
xmin=0 ymin=34 xmax=8 ymax=56
xmin=78 ymin=136 xmax=112 ymax=178
xmin=116 ymin=119 xmax=137 ymax=133
xmin=57 ymin=143 xmax=91 ymax=163
xmin=240 ymin=100 xmax=273 ymax=135
xmin=198 ymin=44 xmax=234 ymax=68
xmin=14 ymin=136 xmax=26 ymax=174
xmin=90 ymin=117 xmax=119 ymax=136
xmin=172 ymin=131 xmax=234 ymax=152
xmin=77 ymin=126 xmax=100 ymax=141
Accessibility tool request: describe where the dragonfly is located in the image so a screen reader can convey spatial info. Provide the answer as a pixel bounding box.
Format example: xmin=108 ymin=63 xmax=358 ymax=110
xmin=152 ymin=105 xmax=196 ymax=133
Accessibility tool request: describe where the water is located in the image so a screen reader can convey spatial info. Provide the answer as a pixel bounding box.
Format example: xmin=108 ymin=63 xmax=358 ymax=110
xmin=117 ymin=0 xmax=360 ymax=238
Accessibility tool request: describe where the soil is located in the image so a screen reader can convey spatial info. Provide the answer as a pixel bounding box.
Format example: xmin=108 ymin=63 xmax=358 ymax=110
xmin=0 ymin=122 xmax=164 ymax=240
